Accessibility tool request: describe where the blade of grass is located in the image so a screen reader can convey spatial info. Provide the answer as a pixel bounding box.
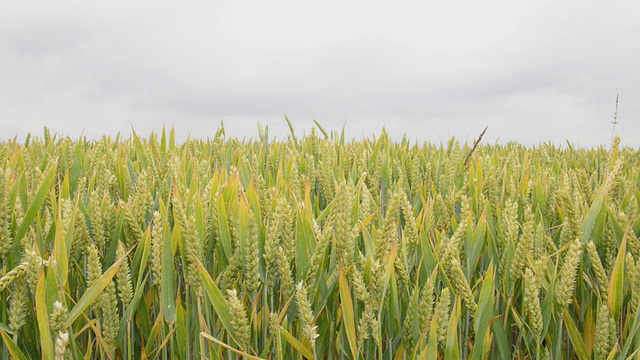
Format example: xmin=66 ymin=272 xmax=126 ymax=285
xmin=15 ymin=162 xmax=57 ymax=243
xmin=338 ymin=264 xmax=358 ymax=360
xmin=0 ymin=330 xmax=29 ymax=360
xmin=608 ymin=230 xmax=626 ymax=320
xmin=444 ymin=298 xmax=461 ymax=360
xmin=63 ymin=252 xmax=126 ymax=328
xmin=201 ymin=332 xmax=266 ymax=360
xmin=278 ymin=325 xmax=315 ymax=360
xmin=162 ymin=217 xmax=176 ymax=324
xmin=563 ymin=309 xmax=590 ymax=360
xmin=195 ymin=257 xmax=241 ymax=346
xmin=470 ymin=264 xmax=495 ymax=360
xmin=36 ymin=268 xmax=54 ymax=360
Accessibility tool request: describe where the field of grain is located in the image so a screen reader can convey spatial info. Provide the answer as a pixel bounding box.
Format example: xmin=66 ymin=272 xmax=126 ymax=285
xmin=0 ymin=125 xmax=638 ymax=359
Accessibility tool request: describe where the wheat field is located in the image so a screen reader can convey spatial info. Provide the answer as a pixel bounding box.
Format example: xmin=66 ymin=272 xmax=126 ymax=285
xmin=0 ymin=124 xmax=638 ymax=359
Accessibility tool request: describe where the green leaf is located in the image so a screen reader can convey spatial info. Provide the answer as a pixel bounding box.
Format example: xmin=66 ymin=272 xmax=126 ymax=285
xmin=201 ymin=332 xmax=267 ymax=360
xmin=444 ymin=298 xmax=461 ymax=360
xmin=53 ymin=210 xmax=69 ymax=288
xmin=144 ymin=308 xmax=165 ymax=356
xmin=278 ymin=326 xmax=315 ymax=360
xmin=425 ymin=313 xmax=439 ymax=360
xmin=491 ymin=320 xmax=511 ymax=360
xmin=0 ymin=330 xmax=29 ymax=360
xmin=564 ymin=310 xmax=590 ymax=360
xmin=296 ymin=206 xmax=314 ymax=279
xmin=217 ymin=196 xmax=232 ymax=261
xmin=15 ymin=162 xmax=57 ymax=243
xmin=132 ymin=130 xmax=149 ymax=168
xmin=619 ymin=289 xmax=640 ymax=358
xmin=117 ymin=274 xmax=149 ymax=342
xmin=63 ymin=252 xmax=125 ymax=328
xmin=338 ymin=264 xmax=358 ymax=360
xmin=581 ymin=179 xmax=609 ymax=244
xmin=470 ymin=264 xmax=495 ymax=360
xmin=196 ymin=257 xmax=240 ymax=346
xmin=608 ymin=232 xmax=626 ymax=320
xmin=162 ymin=216 xmax=176 ymax=324
xmin=132 ymin=226 xmax=151 ymax=287
xmin=36 ymin=268 xmax=54 ymax=360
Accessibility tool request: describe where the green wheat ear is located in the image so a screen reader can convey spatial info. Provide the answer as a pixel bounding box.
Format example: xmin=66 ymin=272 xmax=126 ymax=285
xmin=434 ymin=287 xmax=451 ymax=347
xmin=115 ymin=242 xmax=133 ymax=308
xmin=523 ymin=267 xmax=543 ymax=340
xmin=227 ymin=289 xmax=251 ymax=349
xmin=556 ymin=238 xmax=583 ymax=308
xmin=101 ymin=280 xmax=119 ymax=350
xmin=150 ymin=210 xmax=164 ymax=286
xmin=296 ymin=281 xmax=318 ymax=352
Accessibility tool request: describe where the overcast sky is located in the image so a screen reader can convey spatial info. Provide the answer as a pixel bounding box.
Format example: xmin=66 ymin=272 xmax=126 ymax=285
xmin=1 ymin=0 xmax=638 ymax=147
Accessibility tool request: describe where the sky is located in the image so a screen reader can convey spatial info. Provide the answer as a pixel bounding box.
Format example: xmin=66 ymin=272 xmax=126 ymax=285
xmin=1 ymin=0 xmax=639 ymax=147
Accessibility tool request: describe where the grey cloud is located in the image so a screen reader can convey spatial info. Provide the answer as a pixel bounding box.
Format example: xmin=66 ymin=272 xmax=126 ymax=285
xmin=0 ymin=0 xmax=639 ymax=147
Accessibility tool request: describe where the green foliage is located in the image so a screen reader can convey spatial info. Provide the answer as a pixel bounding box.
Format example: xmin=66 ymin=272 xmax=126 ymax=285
xmin=0 ymin=127 xmax=638 ymax=359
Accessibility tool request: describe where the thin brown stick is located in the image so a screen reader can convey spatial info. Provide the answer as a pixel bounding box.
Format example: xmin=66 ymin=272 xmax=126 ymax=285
xmin=463 ymin=126 xmax=488 ymax=171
